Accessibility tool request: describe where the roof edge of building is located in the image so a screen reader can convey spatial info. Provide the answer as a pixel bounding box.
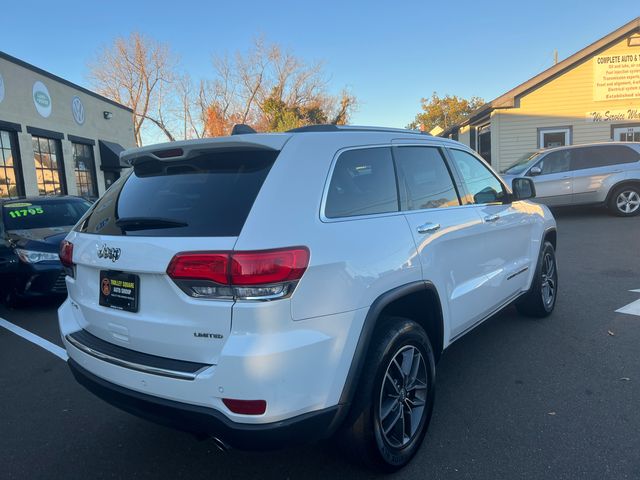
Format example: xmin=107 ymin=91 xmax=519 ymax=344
xmin=0 ymin=50 xmax=134 ymax=113
xmin=440 ymin=16 xmax=640 ymax=137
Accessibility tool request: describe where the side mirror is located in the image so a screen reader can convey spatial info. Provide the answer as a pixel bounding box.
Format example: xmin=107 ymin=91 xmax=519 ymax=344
xmin=529 ymin=166 xmax=542 ymax=176
xmin=512 ymin=177 xmax=536 ymax=200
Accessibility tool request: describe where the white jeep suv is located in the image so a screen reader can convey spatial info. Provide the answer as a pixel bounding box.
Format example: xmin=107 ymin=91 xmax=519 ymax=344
xmin=58 ymin=125 xmax=558 ymax=471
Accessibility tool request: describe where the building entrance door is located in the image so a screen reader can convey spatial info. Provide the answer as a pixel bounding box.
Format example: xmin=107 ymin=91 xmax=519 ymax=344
xmin=613 ymin=125 xmax=640 ymax=142
xmin=477 ymin=125 xmax=491 ymax=164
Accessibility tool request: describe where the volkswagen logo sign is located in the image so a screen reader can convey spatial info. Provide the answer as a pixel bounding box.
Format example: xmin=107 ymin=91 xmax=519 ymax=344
xmin=71 ymin=96 xmax=85 ymax=125
xmin=97 ymin=244 xmax=121 ymax=262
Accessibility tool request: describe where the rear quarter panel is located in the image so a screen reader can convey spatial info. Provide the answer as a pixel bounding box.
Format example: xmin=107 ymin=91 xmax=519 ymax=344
xmin=235 ymin=133 xmax=422 ymax=321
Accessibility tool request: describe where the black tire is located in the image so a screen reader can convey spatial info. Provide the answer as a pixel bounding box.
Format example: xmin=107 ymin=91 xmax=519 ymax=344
xmin=516 ymin=241 xmax=558 ymax=318
xmin=608 ymin=185 xmax=640 ymax=217
xmin=339 ymin=317 xmax=436 ymax=472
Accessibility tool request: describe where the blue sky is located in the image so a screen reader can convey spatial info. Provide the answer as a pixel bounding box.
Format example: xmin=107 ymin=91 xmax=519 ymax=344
xmin=1 ymin=1 xmax=638 ymax=128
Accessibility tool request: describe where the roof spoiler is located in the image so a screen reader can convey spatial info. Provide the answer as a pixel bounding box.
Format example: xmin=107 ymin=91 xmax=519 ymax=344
xmin=231 ymin=124 xmax=256 ymax=135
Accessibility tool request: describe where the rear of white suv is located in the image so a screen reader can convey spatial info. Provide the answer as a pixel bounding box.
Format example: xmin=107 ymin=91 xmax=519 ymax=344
xmin=59 ymin=132 xmax=368 ymax=448
xmin=59 ymin=126 xmax=558 ymax=472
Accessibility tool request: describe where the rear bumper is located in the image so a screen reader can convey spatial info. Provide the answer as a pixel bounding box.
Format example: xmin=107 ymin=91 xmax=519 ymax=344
xmin=68 ymin=358 xmax=344 ymax=450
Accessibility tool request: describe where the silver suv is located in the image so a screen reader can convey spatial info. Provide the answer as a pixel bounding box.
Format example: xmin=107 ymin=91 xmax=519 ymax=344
xmin=502 ymin=142 xmax=640 ymax=216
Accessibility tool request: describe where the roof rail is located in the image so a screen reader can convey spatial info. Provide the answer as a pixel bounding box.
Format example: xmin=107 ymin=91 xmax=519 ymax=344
xmin=286 ymin=124 xmax=431 ymax=135
xmin=231 ymin=124 xmax=257 ymax=135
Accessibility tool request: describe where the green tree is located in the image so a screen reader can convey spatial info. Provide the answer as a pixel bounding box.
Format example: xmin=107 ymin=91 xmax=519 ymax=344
xmin=407 ymin=92 xmax=484 ymax=132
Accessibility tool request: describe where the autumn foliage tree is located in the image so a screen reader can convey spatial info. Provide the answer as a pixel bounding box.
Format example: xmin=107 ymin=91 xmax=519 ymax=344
xmin=90 ymin=35 xmax=357 ymax=144
xmin=407 ymin=92 xmax=484 ymax=133
xmin=203 ymin=39 xmax=356 ymax=136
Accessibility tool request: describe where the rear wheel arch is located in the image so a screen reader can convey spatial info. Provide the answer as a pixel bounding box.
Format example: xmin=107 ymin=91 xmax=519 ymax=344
xmin=339 ymin=282 xmax=444 ymax=408
xmin=605 ymin=180 xmax=640 ymax=204
xmin=543 ymin=227 xmax=557 ymax=251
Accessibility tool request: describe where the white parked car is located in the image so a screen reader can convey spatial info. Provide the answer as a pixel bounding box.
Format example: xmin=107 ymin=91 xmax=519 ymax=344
xmin=58 ymin=125 xmax=558 ymax=471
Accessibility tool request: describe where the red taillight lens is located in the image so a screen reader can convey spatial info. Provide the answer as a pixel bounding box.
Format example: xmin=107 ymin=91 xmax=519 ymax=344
xmin=230 ymin=248 xmax=310 ymax=285
xmin=167 ymin=253 xmax=229 ymax=284
xmin=59 ymin=240 xmax=74 ymax=267
xmin=166 ymin=247 xmax=310 ymax=300
xmin=222 ymin=398 xmax=266 ymax=415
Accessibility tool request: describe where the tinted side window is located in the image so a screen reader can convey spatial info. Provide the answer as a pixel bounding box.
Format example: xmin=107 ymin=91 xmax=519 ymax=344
xmin=394 ymin=146 xmax=459 ymax=210
xmin=325 ymin=147 xmax=398 ymax=218
xmin=535 ymin=150 xmax=572 ymax=174
xmin=573 ymin=145 xmax=640 ymax=170
xmin=448 ymin=149 xmax=506 ymax=205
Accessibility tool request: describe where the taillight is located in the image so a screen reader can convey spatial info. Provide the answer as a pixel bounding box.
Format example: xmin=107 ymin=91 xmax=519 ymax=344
xmin=230 ymin=249 xmax=309 ymax=285
xmin=167 ymin=253 xmax=228 ymax=284
xmin=166 ymin=247 xmax=309 ymax=301
xmin=59 ymin=240 xmax=74 ymax=277
xmin=59 ymin=240 xmax=74 ymax=266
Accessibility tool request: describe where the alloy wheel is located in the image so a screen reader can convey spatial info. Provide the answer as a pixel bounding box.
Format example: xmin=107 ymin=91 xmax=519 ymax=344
xmin=378 ymin=345 xmax=428 ymax=449
xmin=541 ymin=252 xmax=556 ymax=308
xmin=616 ymin=190 xmax=640 ymax=214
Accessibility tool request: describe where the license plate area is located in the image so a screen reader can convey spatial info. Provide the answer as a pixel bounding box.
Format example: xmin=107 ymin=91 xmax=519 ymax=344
xmin=99 ymin=270 xmax=139 ymax=312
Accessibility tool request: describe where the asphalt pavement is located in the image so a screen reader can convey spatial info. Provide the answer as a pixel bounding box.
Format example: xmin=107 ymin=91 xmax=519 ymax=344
xmin=1 ymin=205 xmax=639 ymax=479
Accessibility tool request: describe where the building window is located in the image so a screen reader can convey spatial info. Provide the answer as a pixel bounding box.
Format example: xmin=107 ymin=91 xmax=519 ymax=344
xmin=72 ymin=142 xmax=98 ymax=198
xmin=538 ymin=127 xmax=572 ymax=149
xmin=32 ymin=136 xmax=66 ymax=195
xmin=0 ymin=130 xmax=23 ymax=198
xmin=612 ymin=124 xmax=640 ymax=142
xmin=477 ymin=124 xmax=491 ymax=164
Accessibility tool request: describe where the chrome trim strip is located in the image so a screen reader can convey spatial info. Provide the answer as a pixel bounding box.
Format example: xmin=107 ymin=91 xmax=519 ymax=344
xmin=65 ymin=334 xmax=206 ymax=381
xmin=507 ymin=266 xmax=529 ymax=281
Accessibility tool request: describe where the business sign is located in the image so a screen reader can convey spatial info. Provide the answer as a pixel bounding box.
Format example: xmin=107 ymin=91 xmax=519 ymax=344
xmin=594 ymin=53 xmax=640 ymax=101
xmin=71 ymin=96 xmax=85 ymax=125
xmin=0 ymin=73 xmax=4 ymax=104
xmin=32 ymin=81 xmax=52 ymax=117
xmin=586 ymin=108 xmax=640 ymax=122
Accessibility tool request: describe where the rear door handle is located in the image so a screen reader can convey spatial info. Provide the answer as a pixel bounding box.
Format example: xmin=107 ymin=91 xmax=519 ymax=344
xmin=417 ymin=223 xmax=441 ymax=234
xmin=484 ymin=214 xmax=500 ymax=223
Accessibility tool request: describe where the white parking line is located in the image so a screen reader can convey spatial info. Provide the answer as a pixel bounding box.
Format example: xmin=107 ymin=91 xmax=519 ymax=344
xmin=0 ymin=317 xmax=68 ymax=361
xmin=615 ymin=289 xmax=640 ymax=317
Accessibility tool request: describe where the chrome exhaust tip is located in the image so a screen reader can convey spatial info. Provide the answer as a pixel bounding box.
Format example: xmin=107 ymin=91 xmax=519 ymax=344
xmin=211 ymin=436 xmax=231 ymax=452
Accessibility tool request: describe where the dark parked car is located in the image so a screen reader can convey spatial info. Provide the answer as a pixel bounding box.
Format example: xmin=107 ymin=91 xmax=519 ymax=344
xmin=1 ymin=196 xmax=91 ymax=305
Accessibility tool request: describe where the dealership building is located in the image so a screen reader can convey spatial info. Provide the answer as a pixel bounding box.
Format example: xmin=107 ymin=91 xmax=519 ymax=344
xmin=441 ymin=17 xmax=640 ymax=172
xmin=0 ymin=51 xmax=134 ymax=199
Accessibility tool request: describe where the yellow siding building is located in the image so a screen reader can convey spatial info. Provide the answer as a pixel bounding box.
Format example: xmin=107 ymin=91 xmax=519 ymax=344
xmin=441 ymin=17 xmax=640 ymax=173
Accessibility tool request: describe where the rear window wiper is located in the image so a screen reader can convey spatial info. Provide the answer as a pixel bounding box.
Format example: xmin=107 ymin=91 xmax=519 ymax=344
xmin=115 ymin=217 xmax=188 ymax=231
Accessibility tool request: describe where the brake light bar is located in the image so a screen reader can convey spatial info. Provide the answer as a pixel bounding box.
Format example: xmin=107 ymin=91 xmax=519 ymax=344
xmin=166 ymin=247 xmax=309 ymax=300
xmin=152 ymin=148 xmax=184 ymax=158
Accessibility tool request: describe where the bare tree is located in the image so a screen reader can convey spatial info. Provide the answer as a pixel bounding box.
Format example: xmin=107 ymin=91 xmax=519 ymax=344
xmin=90 ymin=35 xmax=357 ymax=143
xmin=203 ymin=39 xmax=357 ymax=135
xmin=89 ymin=32 xmax=177 ymax=146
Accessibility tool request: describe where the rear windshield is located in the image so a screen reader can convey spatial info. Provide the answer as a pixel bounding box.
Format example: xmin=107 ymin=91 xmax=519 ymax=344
xmin=3 ymin=199 xmax=91 ymax=231
xmin=75 ymin=149 xmax=279 ymax=237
